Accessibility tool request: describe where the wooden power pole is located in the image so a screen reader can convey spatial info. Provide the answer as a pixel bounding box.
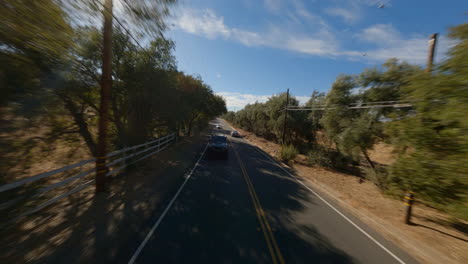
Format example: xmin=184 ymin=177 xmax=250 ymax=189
xmin=282 ymin=89 xmax=289 ymax=145
xmin=426 ymin=33 xmax=438 ymax=72
xmin=96 ymin=0 xmax=113 ymax=193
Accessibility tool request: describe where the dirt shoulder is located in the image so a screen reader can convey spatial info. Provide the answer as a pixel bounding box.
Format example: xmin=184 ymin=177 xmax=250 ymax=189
xmin=1 ymin=132 xmax=206 ymax=263
xmin=225 ymin=120 xmax=468 ymax=264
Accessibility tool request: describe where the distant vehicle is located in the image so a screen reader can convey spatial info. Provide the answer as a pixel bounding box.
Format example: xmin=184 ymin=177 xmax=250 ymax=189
xmin=207 ymin=135 xmax=228 ymax=159
xmin=231 ymin=130 xmax=240 ymax=137
xmin=215 ymin=125 xmax=222 ymax=129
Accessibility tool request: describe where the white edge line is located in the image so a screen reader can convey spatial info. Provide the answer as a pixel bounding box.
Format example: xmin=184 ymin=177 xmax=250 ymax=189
xmin=127 ymin=144 xmax=208 ymax=264
xmin=222 ymin=120 xmax=407 ymax=264
xmin=253 ymin=144 xmax=407 ymax=264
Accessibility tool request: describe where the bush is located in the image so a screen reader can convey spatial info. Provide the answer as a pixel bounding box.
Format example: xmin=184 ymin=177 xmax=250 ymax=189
xmin=307 ymin=148 xmax=333 ymax=167
xmin=280 ymin=144 xmax=298 ymax=163
xmin=307 ymin=146 xmax=353 ymax=170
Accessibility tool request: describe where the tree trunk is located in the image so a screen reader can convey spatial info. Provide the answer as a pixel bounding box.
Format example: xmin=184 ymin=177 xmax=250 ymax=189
xmin=361 ymin=147 xmax=376 ymax=171
xmin=186 ymin=119 xmax=193 ymax=136
xmin=61 ymin=96 xmax=97 ymax=156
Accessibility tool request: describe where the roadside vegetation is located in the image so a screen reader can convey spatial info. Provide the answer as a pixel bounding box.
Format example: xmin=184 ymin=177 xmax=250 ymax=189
xmin=280 ymin=144 xmax=298 ymax=163
xmin=0 ymin=0 xmax=227 ymax=182
xmin=224 ymin=22 xmax=468 ymax=220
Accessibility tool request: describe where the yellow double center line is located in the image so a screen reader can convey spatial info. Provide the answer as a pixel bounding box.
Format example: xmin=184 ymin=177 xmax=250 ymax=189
xmin=233 ymin=144 xmax=285 ymax=264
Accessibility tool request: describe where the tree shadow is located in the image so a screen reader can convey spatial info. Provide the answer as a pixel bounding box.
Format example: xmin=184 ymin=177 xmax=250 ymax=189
xmin=135 ymin=144 xmax=354 ymax=263
xmin=0 ymin=136 xmax=206 ymax=264
xmin=412 ymin=215 xmax=468 ymax=241
xmin=2 ymin=133 xmax=362 ymax=263
xmin=410 ymin=222 xmax=468 ymax=243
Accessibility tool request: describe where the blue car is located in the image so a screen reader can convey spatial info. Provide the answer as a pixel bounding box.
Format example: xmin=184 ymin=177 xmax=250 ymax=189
xmin=207 ymin=135 xmax=228 ymax=159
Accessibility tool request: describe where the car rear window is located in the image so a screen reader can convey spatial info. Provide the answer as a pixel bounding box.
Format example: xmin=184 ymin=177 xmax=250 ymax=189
xmin=211 ymin=136 xmax=227 ymax=143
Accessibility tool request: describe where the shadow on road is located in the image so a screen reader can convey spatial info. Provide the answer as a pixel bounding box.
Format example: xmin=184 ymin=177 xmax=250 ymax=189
xmin=235 ymin=140 xmax=354 ymax=263
xmin=136 ymin=137 xmax=354 ymax=263
xmin=0 ymin=134 xmax=206 ymax=264
xmin=2 ymin=122 xmax=356 ymax=263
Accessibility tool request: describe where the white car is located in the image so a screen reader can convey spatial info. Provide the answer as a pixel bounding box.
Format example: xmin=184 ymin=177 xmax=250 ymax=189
xmin=215 ymin=125 xmax=222 ymax=129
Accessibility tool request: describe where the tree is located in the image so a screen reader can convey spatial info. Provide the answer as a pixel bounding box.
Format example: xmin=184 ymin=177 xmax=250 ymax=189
xmin=320 ymin=75 xmax=357 ymax=151
xmin=226 ymin=92 xmax=312 ymax=144
xmin=305 ymin=91 xmax=326 ymax=143
xmin=0 ymin=0 xmax=73 ymax=106
xmin=320 ymin=59 xmax=422 ymax=175
xmin=386 ymin=23 xmax=468 ymax=207
xmin=176 ymin=73 xmax=226 ymax=136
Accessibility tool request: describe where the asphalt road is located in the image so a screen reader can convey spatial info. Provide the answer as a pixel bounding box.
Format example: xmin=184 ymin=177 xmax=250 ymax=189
xmin=128 ymin=119 xmax=418 ymax=264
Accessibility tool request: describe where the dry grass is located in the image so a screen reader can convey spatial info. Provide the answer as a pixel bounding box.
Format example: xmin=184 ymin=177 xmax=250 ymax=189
xmin=0 ymin=111 xmax=91 ymax=183
xmin=368 ymin=142 xmax=395 ymax=165
xmin=225 ymin=120 xmax=468 ymax=264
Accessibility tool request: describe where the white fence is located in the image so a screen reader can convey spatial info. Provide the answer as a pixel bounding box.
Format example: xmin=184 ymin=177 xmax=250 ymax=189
xmin=0 ymin=133 xmax=176 ymax=224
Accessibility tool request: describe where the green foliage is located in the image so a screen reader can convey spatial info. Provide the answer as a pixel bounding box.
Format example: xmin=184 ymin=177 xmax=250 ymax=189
xmin=386 ymin=23 xmax=468 ymax=207
xmin=222 ymin=111 xmax=236 ymax=122
xmin=0 ymin=0 xmax=73 ymax=106
xmin=227 ymin=93 xmax=314 ymax=143
xmin=321 ymin=60 xmax=419 ymax=171
xmin=1 ymin=1 xmax=226 ymax=160
xmin=176 ymin=73 xmax=226 ymax=136
xmin=305 ymin=91 xmax=326 ymax=138
xmin=222 ymin=23 xmax=468 ymax=219
xmin=280 ymin=144 xmax=298 ymax=163
xmin=307 ymin=145 xmax=352 ymax=170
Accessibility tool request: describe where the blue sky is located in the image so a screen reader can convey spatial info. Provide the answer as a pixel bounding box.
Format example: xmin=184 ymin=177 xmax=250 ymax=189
xmin=162 ymin=0 xmax=467 ymax=111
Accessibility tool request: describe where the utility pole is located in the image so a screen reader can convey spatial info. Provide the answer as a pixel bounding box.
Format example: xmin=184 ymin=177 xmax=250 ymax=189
xmin=96 ymin=0 xmax=113 ymax=193
xmin=282 ymin=89 xmax=289 ymax=145
xmin=426 ymin=33 xmax=438 ymax=72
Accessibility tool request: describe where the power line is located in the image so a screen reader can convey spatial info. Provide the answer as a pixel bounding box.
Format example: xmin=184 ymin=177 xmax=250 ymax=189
xmin=97 ymin=0 xmax=157 ymax=65
xmin=281 ymin=100 xmax=416 ymax=112
xmin=284 ymin=103 xmax=413 ymax=111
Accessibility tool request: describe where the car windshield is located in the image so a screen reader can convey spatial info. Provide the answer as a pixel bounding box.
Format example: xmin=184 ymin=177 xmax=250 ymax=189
xmin=211 ymin=136 xmax=227 ymax=143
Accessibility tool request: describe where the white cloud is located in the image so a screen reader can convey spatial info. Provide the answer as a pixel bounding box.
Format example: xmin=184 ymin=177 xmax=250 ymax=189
xmin=324 ymin=8 xmax=360 ymax=23
xmin=172 ymin=8 xmax=266 ymax=46
xmin=216 ymin=92 xmax=309 ymax=111
xmin=353 ymin=24 xmax=453 ymax=63
xmin=175 ymin=8 xmax=230 ymax=39
xmin=264 ymin=0 xmax=282 ymax=13
xmin=286 ymin=37 xmax=337 ymax=56
xmin=357 ymin=24 xmax=400 ymax=45
xmin=294 ymin=3 xmax=328 ymax=25
xmin=172 ymin=8 xmax=337 ymax=57
xmin=216 ymin=92 xmax=270 ymax=111
xmin=295 ymin=96 xmax=310 ymax=105
xmin=172 ymin=8 xmax=452 ymax=65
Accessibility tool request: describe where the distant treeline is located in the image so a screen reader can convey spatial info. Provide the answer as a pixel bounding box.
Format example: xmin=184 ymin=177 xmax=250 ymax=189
xmin=224 ymin=23 xmax=468 ymax=219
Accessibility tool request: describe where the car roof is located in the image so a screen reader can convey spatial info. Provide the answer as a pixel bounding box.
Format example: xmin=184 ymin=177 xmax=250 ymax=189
xmin=211 ymin=135 xmax=227 ymax=141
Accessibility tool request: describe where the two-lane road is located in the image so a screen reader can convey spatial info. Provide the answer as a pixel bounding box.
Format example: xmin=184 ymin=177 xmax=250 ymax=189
xmin=129 ymin=119 xmax=418 ymax=264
